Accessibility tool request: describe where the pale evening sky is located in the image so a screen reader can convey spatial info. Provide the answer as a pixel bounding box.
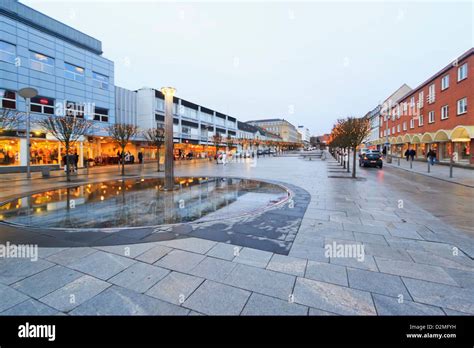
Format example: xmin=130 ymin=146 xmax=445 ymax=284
xmin=22 ymin=0 xmax=473 ymax=136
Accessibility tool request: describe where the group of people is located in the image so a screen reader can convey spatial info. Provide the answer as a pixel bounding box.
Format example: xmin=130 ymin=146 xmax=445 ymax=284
xmin=117 ymin=151 xmax=144 ymax=164
xmin=404 ymin=148 xmax=416 ymax=161
xmin=404 ymin=148 xmax=437 ymax=165
xmin=62 ymin=152 xmax=79 ymax=173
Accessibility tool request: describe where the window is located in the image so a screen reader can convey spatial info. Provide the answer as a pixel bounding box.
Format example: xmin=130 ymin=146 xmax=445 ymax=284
xmin=441 ymin=105 xmax=449 ymax=120
xmin=410 ymin=118 xmax=415 ymax=129
xmin=441 ymin=74 xmax=449 ymax=90
xmin=418 ymin=91 xmax=424 ymax=108
xmin=428 ymin=111 xmax=435 ymax=123
xmin=396 ymin=105 xmax=400 ymax=119
xmin=93 ymin=72 xmax=109 ymax=89
xmin=392 ymin=126 xmax=395 ymax=134
xmin=30 ymin=51 xmax=54 ymax=74
xmin=64 ymin=63 xmax=84 ymax=82
xmin=457 ymin=98 xmax=467 ymax=115
xmin=156 ymin=98 xmax=164 ymax=111
xmin=403 ymin=122 xmax=407 ymax=131
xmin=93 ymin=107 xmax=109 ymax=122
xmin=65 ymin=101 xmax=85 ymax=118
xmin=418 ymin=115 xmax=424 ymax=126
xmin=30 ymin=96 xmax=55 ymax=114
xmin=0 ymin=89 xmax=16 ymax=109
xmin=0 ymin=41 xmax=15 ymax=64
xmin=458 ymin=63 xmax=468 ymax=81
xmin=410 ymin=97 xmax=415 ymax=109
xmin=428 ymin=84 xmax=435 ymax=103
xmin=402 ymin=102 xmax=408 ymax=113
xmin=387 ymin=129 xmax=391 ymax=136
xmin=397 ymin=124 xmax=400 ymax=132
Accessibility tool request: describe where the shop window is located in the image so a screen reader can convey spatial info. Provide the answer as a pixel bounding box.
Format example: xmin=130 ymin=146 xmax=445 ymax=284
xmin=93 ymin=72 xmax=109 ymax=89
xmin=30 ymin=51 xmax=54 ymax=74
xmin=457 ymin=98 xmax=467 ymax=115
xmin=65 ymin=63 xmax=85 ymax=82
xmin=441 ymin=105 xmax=449 ymax=120
xmin=30 ymin=140 xmax=59 ymax=165
xmin=30 ymin=96 xmax=55 ymax=114
xmin=0 ymin=41 xmax=15 ymax=64
xmin=1 ymin=89 xmax=16 ymax=109
xmin=93 ymin=107 xmax=109 ymax=122
xmin=0 ymin=138 xmax=20 ymax=166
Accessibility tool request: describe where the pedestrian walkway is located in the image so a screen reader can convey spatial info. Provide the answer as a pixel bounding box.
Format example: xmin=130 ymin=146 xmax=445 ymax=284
xmin=385 ymin=157 xmax=474 ymax=188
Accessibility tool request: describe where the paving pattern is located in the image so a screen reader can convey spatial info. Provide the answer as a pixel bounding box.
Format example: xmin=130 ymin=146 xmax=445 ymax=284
xmin=0 ymin=153 xmax=473 ymax=315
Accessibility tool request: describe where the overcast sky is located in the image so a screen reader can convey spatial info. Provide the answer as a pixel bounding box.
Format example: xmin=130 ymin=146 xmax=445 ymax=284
xmin=23 ymin=0 xmax=473 ymax=135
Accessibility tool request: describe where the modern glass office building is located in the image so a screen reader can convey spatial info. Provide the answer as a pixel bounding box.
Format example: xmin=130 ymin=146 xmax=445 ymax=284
xmin=0 ymin=0 xmax=115 ymax=172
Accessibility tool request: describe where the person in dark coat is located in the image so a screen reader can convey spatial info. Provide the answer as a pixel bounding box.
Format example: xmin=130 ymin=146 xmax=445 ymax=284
xmin=404 ymin=149 xmax=410 ymax=161
xmin=427 ymin=149 xmax=436 ymax=165
xmin=409 ymin=149 xmax=416 ymax=161
xmin=138 ymin=152 xmax=143 ymax=164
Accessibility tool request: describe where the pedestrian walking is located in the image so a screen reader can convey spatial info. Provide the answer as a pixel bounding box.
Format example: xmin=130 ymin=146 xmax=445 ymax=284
xmin=427 ymin=149 xmax=436 ymax=165
xmin=73 ymin=151 xmax=79 ymax=173
xmin=404 ymin=149 xmax=410 ymax=161
xmin=409 ymin=149 xmax=416 ymax=161
xmin=222 ymin=152 xmax=227 ymax=165
xmin=138 ymin=151 xmax=143 ymax=164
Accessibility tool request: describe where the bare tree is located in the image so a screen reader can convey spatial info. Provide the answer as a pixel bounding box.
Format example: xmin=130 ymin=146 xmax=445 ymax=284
xmin=37 ymin=115 xmax=92 ymax=182
xmin=0 ymin=108 xmax=23 ymax=131
xmin=108 ymin=123 xmax=139 ymax=176
xmin=225 ymin=135 xmax=234 ymax=152
xmin=144 ymin=126 xmax=165 ymax=172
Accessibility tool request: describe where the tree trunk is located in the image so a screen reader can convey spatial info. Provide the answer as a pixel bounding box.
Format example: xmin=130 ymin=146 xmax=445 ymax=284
xmin=66 ymin=144 xmax=70 ymax=182
xmin=121 ymin=146 xmax=125 ymax=176
xmin=352 ymin=146 xmax=357 ymax=178
xmin=157 ymin=146 xmax=160 ymax=172
xmin=347 ymin=148 xmax=350 ymax=173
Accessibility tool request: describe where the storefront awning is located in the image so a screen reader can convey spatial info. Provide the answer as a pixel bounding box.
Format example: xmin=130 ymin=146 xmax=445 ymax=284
xmin=450 ymin=125 xmax=474 ymax=142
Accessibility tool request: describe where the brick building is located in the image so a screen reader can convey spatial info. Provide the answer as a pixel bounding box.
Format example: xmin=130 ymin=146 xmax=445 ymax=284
xmin=379 ymin=48 xmax=474 ymax=166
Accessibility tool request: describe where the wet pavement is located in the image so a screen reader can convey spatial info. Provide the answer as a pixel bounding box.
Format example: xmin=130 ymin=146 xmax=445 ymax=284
xmin=0 ymin=153 xmax=473 ymax=315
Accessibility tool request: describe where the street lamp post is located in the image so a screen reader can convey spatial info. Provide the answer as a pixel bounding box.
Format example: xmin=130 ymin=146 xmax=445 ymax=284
xmin=161 ymin=87 xmax=176 ymax=190
xmin=18 ymin=87 xmax=38 ymax=179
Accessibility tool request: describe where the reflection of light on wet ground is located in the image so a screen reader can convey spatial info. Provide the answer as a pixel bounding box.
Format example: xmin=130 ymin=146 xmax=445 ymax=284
xmin=0 ymin=177 xmax=288 ymax=229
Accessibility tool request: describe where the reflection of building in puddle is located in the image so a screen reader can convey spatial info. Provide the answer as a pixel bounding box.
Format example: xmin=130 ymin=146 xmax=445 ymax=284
xmin=1 ymin=177 xmax=287 ymax=228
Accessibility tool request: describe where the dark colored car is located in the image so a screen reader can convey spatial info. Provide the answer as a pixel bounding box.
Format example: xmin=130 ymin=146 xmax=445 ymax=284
xmin=359 ymin=151 xmax=383 ymax=169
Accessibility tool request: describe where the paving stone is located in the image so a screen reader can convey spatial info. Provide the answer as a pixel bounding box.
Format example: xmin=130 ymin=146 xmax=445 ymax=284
xmin=206 ymin=243 xmax=241 ymax=260
xmin=406 ymin=249 xmax=474 ymax=272
xmin=293 ymin=277 xmax=376 ymax=315
xmin=95 ymin=242 xmax=156 ymax=259
xmin=12 ymin=265 xmax=82 ymax=299
xmin=266 ymin=254 xmax=307 ymax=276
xmin=109 ymin=262 xmax=170 ymax=293
xmin=353 ymin=232 xmax=388 ymax=246
xmin=67 ymin=251 xmax=136 ymax=280
xmin=224 ymin=264 xmax=295 ymax=300
xmin=241 ymin=293 xmax=308 ymax=315
xmin=443 ymin=308 xmax=471 ymax=316
xmin=157 ymin=237 xmax=217 ymax=254
xmin=330 ymin=254 xmax=378 ymax=272
xmin=188 ymin=257 xmax=237 ymax=282
xmin=183 ymin=280 xmax=250 ymax=315
xmin=372 ymin=294 xmax=445 ymax=315
xmin=70 ymin=285 xmax=189 ymax=315
xmin=402 ymin=278 xmax=474 ymax=314
xmin=363 ymin=244 xmax=412 ymax=262
xmin=0 ymin=258 xmax=54 ymax=285
xmin=1 ymin=299 xmax=59 ymax=315
xmin=38 ymin=247 xmax=68 ymax=259
xmin=0 ymin=283 xmax=30 ymax=312
xmin=343 ymin=223 xmax=389 ymax=235
xmin=46 ymin=247 xmax=98 ymax=266
xmin=308 ymin=308 xmax=338 ymax=315
xmin=443 ymin=268 xmax=474 ymax=289
xmin=146 ymin=271 xmax=204 ymax=305
xmin=388 ymin=228 xmax=423 ymax=240
xmin=289 ymin=245 xmax=328 ymax=262
xmin=375 ymin=258 xmax=458 ymax=286
xmin=40 ymin=275 xmax=111 ymax=312
xmin=232 ymin=247 xmax=273 ymax=268
xmin=134 ymin=245 xmax=172 ymax=264
xmin=304 ymin=261 xmax=348 ymax=286
xmin=154 ymin=250 xmax=206 ymax=273
xmin=347 ymin=268 xmax=410 ymax=299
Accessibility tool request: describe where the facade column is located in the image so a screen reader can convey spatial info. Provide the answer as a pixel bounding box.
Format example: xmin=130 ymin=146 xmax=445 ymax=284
xmin=79 ymin=141 xmax=84 ymax=168
xmin=19 ymin=138 xmax=27 ymax=166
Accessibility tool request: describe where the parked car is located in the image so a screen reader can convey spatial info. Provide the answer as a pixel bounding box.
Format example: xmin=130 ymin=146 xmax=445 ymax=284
xmin=359 ymin=151 xmax=383 ymax=169
xmin=257 ymin=150 xmax=264 ymax=156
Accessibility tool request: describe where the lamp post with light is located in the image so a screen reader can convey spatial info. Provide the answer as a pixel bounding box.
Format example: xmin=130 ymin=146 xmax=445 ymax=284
xmin=161 ymin=87 xmax=176 ymax=190
xmin=18 ymin=87 xmax=38 ymax=179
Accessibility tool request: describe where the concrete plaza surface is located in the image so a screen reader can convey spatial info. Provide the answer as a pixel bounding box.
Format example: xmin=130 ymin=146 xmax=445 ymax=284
xmin=0 ymin=154 xmax=473 ymax=315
